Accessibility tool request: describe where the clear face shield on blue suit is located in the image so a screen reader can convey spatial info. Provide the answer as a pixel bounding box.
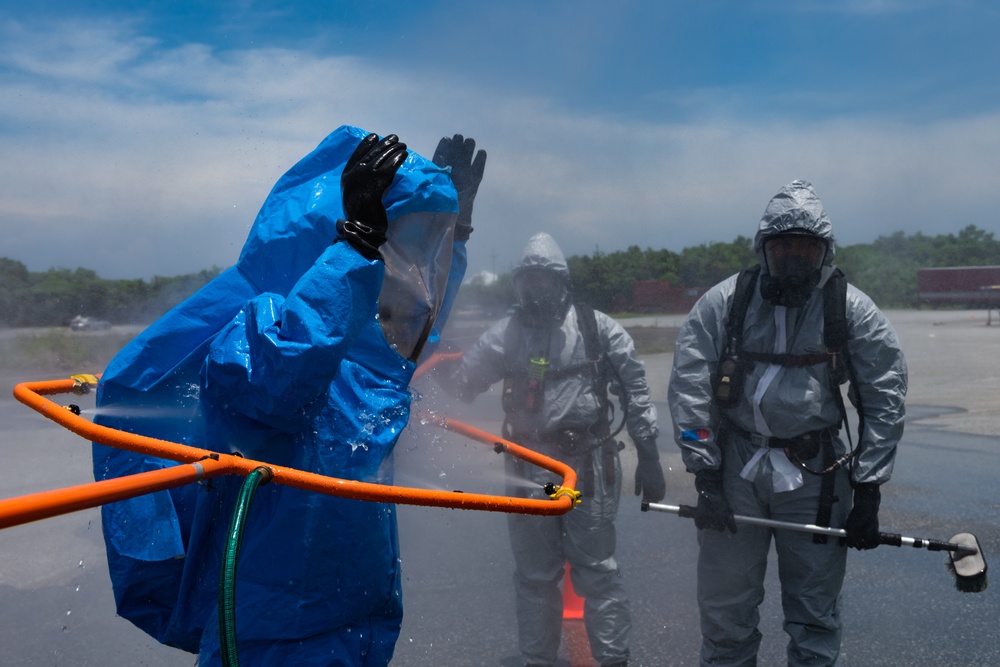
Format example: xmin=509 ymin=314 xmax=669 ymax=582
xmin=378 ymin=210 xmax=456 ymax=361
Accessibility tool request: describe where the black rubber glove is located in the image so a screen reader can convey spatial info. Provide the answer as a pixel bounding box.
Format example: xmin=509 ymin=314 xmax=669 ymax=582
xmin=845 ymin=482 xmax=881 ymax=550
xmin=338 ymin=133 xmax=408 ymax=260
xmin=694 ymin=469 xmax=737 ymax=533
xmin=432 ymin=134 xmax=487 ymax=242
xmin=634 ymin=438 xmax=666 ymax=503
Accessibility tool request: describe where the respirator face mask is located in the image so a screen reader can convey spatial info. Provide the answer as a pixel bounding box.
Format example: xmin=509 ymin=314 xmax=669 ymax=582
xmin=514 ymin=268 xmax=569 ymax=328
xmin=760 ymin=234 xmax=827 ymax=308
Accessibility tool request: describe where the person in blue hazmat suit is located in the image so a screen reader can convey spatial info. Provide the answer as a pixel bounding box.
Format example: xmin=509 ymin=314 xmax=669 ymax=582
xmin=442 ymin=232 xmax=666 ymax=667
xmin=91 ymin=125 xmax=487 ymax=665
xmin=667 ymin=180 xmax=907 ymax=666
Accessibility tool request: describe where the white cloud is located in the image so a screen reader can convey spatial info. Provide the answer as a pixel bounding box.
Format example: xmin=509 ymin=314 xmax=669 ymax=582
xmin=1 ymin=18 xmax=998 ymax=281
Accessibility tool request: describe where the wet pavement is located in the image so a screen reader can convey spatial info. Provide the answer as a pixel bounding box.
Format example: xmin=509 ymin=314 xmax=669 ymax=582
xmin=1 ymin=309 xmax=998 ymax=666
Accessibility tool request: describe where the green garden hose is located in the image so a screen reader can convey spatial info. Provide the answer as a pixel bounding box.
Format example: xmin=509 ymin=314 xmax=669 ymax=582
xmin=219 ymin=466 xmax=273 ymax=667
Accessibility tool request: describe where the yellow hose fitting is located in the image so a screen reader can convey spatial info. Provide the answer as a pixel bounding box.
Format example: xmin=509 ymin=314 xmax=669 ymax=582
xmin=547 ymin=485 xmax=582 ymax=506
xmin=70 ymin=374 xmax=100 ymax=395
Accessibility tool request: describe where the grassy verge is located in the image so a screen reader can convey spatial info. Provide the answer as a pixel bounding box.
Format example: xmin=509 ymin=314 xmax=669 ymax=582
xmin=0 ymin=322 xmax=679 ymax=381
xmin=0 ymin=328 xmax=135 ymax=375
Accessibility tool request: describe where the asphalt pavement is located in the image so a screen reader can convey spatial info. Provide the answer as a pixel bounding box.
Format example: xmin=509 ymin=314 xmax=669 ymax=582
xmin=1 ymin=309 xmax=998 ymax=666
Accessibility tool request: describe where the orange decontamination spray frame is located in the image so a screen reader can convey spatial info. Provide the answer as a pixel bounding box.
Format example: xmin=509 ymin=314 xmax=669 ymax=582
xmin=1 ymin=362 xmax=578 ymax=531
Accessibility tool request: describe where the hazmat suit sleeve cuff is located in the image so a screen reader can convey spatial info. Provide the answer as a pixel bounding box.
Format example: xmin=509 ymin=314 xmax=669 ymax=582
xmin=335 ymin=219 xmax=385 ymax=261
xmin=634 ymin=436 xmax=661 ymax=462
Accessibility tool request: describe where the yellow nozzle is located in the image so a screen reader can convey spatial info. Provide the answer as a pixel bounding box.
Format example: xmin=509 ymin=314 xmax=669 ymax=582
xmin=70 ymin=374 xmax=99 ymax=395
xmin=546 ymin=484 xmax=582 ymax=506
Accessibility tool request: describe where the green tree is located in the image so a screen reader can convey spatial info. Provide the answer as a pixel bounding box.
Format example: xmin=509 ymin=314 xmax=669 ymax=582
xmin=677 ymin=236 xmax=756 ymax=288
xmin=0 ymin=258 xmax=31 ymax=327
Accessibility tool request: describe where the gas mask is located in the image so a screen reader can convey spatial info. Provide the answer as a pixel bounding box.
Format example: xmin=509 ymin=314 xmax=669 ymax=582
xmin=513 ymin=267 xmax=570 ymax=329
xmin=759 ymin=234 xmax=827 ymax=308
xmin=377 ymin=210 xmax=456 ymax=361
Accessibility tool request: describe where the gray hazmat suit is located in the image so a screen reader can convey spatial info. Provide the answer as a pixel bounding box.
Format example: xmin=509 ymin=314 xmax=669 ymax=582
xmin=668 ymin=181 xmax=907 ymax=667
xmin=448 ymin=233 xmax=662 ymax=667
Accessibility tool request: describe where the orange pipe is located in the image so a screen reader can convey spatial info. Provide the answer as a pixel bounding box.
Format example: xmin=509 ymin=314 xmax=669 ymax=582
xmin=412 ymin=351 xmax=463 ymax=380
xmin=0 ymin=457 xmax=235 ymax=530
xmin=4 ymin=376 xmax=577 ymax=530
xmin=419 ymin=412 xmax=579 ymax=491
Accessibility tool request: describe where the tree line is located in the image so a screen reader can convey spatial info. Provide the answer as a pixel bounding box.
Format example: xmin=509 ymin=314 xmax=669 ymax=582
xmin=0 ymin=258 xmax=221 ymax=328
xmin=2 ymin=225 xmax=998 ymax=328
xmin=459 ymin=225 xmax=1000 ymax=314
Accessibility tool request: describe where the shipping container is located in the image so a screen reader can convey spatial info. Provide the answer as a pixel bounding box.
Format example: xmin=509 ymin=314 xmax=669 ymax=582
xmin=917 ymin=266 xmax=1000 ymax=306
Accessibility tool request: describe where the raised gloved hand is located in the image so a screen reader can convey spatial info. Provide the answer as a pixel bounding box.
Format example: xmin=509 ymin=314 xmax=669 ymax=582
xmin=338 ymin=133 xmax=409 ymax=260
xmin=633 ymin=438 xmax=666 ymax=503
xmin=432 ymin=134 xmax=487 ymax=241
xmin=845 ymin=482 xmax=881 ymax=550
xmin=694 ymin=469 xmax=737 ymax=533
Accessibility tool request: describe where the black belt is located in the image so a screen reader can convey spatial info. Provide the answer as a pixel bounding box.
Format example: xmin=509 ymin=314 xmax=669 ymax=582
xmin=725 ymin=420 xmax=833 ymax=461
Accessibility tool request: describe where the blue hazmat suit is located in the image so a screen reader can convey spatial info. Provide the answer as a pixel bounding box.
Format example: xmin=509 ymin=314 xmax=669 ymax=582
xmin=668 ymin=180 xmax=907 ymax=666
xmin=92 ymin=125 xmax=462 ymax=665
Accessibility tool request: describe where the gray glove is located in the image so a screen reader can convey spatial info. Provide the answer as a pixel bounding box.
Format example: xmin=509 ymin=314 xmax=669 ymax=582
xmin=694 ymin=469 xmax=737 ymax=533
xmin=338 ymin=133 xmax=408 ymax=260
xmin=845 ymin=483 xmax=881 ymax=550
xmin=634 ymin=438 xmax=666 ymax=503
xmin=432 ymin=134 xmax=487 ymax=242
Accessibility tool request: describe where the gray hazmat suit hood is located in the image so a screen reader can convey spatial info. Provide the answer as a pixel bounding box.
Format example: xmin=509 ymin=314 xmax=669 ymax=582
xmin=754 ymin=179 xmax=836 ymax=265
xmin=513 ymin=232 xmax=571 ymax=278
xmin=512 ymin=232 xmax=572 ymax=327
xmin=754 ymin=180 xmax=837 ymax=305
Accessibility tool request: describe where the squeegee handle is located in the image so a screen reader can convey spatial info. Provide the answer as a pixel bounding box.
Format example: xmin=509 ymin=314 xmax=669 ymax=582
xmin=649 ymin=502 xmax=848 ymax=537
xmin=642 ymin=502 xmax=967 ymax=553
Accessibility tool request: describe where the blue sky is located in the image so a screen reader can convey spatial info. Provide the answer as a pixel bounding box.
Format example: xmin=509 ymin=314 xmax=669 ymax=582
xmin=2 ymin=0 xmax=999 ymax=280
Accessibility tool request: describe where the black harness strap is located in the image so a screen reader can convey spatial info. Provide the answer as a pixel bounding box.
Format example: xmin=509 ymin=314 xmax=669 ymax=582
xmin=724 ymin=266 xmax=760 ymax=362
xmin=814 ymin=431 xmax=838 ymax=544
xmin=823 ymin=269 xmax=865 ymax=451
xmin=576 ymin=303 xmax=622 ymax=491
xmin=712 ymin=266 xmax=760 ymax=409
xmin=574 ymin=303 xmax=614 ymax=436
